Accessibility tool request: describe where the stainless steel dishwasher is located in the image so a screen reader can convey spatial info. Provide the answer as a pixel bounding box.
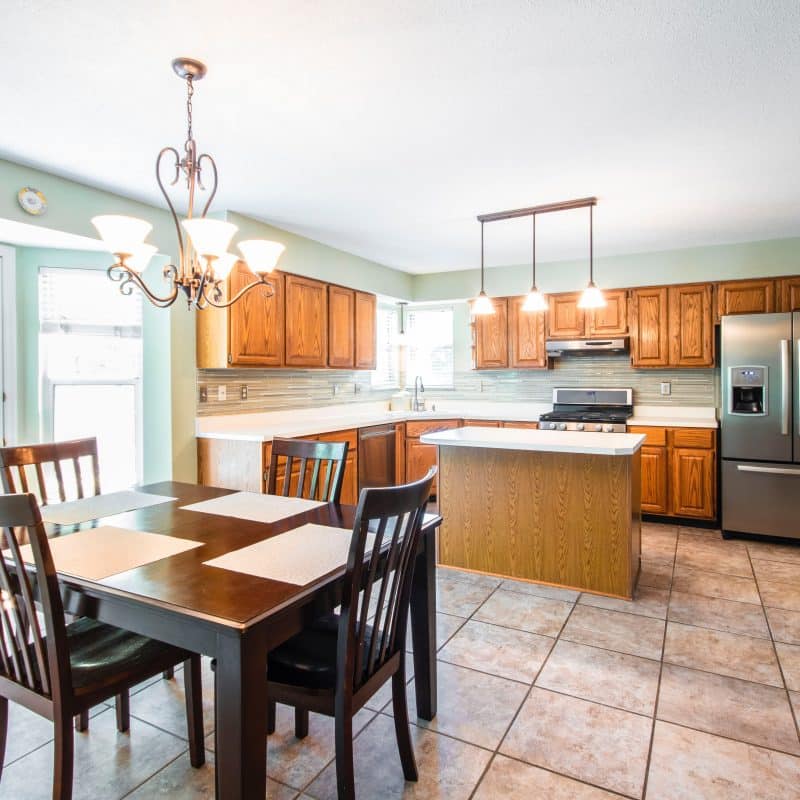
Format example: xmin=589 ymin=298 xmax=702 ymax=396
xmin=358 ymin=424 xmax=397 ymax=489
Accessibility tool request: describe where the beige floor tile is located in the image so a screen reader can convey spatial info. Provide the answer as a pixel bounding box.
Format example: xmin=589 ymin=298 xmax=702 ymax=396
xmin=668 ymin=590 xmax=770 ymax=638
xmin=560 ymin=604 xmax=665 ymax=660
xmin=500 ymin=688 xmax=651 ymax=798
xmin=437 ymin=566 xmax=503 ymax=590
xmin=474 ymin=589 xmax=573 ymax=637
xmin=398 ymin=660 xmax=528 ymax=750
xmin=758 ymin=579 xmax=800 ymax=612
xmin=579 ymin=585 xmax=669 ymax=619
xmin=675 ymin=540 xmax=753 ymax=578
xmin=642 ymin=522 xmax=678 ymax=539
xmin=646 ymin=720 xmax=800 ymax=800
xmin=437 ymin=573 xmax=495 ymax=616
xmin=363 ymin=663 xmax=414 ymax=712
xmin=641 ymin=539 xmax=677 ymax=564
xmin=753 ymin=558 xmax=800 ymax=585
xmin=472 ymin=754 xmax=619 ymax=799
xmin=2 ymin=703 xmax=56 ymax=767
xmin=776 ymin=642 xmax=800 ymax=691
xmin=765 ymin=606 xmax=800 ymax=644
xmin=663 ymin=622 xmax=783 ymax=687
xmin=0 ymin=707 xmax=187 ymax=800
xmin=305 ymin=713 xmax=492 ymax=800
xmin=678 ymin=526 xmax=733 ymax=543
xmin=638 ymin=559 xmax=673 ymax=589
xmin=791 ymin=691 xmax=800 ymax=726
xmin=536 ymin=639 xmax=660 ymax=715
xmin=657 ymin=664 xmax=800 ymax=754
xmin=437 ymin=619 xmax=554 ymax=683
xmin=499 ymin=577 xmax=580 ymax=603
xmin=671 ymin=565 xmax=760 ymax=604
xmin=746 ymin=540 xmax=800 ymax=565
xmin=406 ymin=611 xmax=466 ymax=653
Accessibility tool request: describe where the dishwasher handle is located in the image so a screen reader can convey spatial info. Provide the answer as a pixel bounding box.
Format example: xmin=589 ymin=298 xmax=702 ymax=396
xmin=359 ymin=428 xmax=397 ymax=441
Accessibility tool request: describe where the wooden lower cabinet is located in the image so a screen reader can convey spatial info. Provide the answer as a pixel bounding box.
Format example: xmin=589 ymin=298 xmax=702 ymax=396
xmin=640 ymin=446 xmax=668 ymax=514
xmin=671 ymin=447 xmax=715 ymax=519
xmin=404 ymin=419 xmax=460 ymax=496
xmin=316 ymin=429 xmax=359 ymax=505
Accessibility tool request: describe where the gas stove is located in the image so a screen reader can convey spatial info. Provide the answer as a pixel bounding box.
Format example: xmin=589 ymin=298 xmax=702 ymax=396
xmin=538 ymin=388 xmax=633 ymax=433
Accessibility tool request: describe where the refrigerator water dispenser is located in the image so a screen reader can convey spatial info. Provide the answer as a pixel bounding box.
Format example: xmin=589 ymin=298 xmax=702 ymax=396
xmin=729 ymin=366 xmax=767 ymax=415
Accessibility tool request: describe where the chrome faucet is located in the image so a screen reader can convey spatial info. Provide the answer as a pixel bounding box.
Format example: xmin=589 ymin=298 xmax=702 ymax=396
xmin=413 ymin=375 xmax=426 ymax=412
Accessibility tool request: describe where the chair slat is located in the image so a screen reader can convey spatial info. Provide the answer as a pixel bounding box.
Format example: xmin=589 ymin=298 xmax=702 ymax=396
xmin=73 ymin=457 xmax=85 ymax=499
xmin=267 ymin=438 xmax=349 ymax=504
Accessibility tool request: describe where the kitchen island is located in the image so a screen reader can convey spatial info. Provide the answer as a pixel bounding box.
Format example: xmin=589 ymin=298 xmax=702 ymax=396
xmin=422 ymin=426 xmax=646 ymax=599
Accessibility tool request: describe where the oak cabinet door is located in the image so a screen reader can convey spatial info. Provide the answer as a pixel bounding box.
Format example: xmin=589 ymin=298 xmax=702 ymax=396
xmin=328 ymin=285 xmax=355 ymax=368
xmin=405 ymin=440 xmax=438 ymax=495
xmin=777 ymin=276 xmax=800 ymax=312
xmin=316 ymin=429 xmax=359 ymax=503
xmin=228 ymin=265 xmax=285 ymax=366
xmin=671 ymin=447 xmax=715 ymax=518
xmin=474 ymin=297 xmax=509 ymax=368
xmin=630 ymin=287 xmax=669 ymax=367
xmin=547 ymin=292 xmax=585 ymax=339
xmin=586 ymin=289 xmax=628 ymax=337
xmin=508 ymin=295 xmax=547 ymax=368
xmin=640 ymin=445 xmax=668 ymax=514
xmin=668 ymin=284 xmax=714 ymax=367
xmin=354 ymin=291 xmax=377 ymax=369
xmin=716 ymin=279 xmax=776 ymax=318
xmin=462 ymin=420 xmax=502 ymax=427
xmin=285 ymin=274 xmax=328 ymax=367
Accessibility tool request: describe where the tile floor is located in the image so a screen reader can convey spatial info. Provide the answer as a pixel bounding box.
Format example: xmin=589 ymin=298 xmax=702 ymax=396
xmin=3 ymin=521 xmax=800 ymax=798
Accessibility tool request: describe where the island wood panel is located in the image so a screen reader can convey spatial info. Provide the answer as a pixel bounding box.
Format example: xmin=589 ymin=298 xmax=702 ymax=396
xmin=474 ymin=298 xmax=509 ymax=368
xmin=354 ymin=291 xmax=377 ymax=369
xmin=716 ymin=278 xmax=776 ymax=319
xmin=778 ymin=277 xmax=800 ymax=312
xmin=629 ymin=287 xmax=670 ymax=367
xmin=437 ymin=446 xmax=641 ymax=598
xmin=547 ymin=292 xmax=585 ymax=339
xmin=327 ymin=285 xmax=355 ymax=367
xmin=586 ymin=289 xmax=628 ymax=337
xmin=197 ymin=437 xmax=265 ymax=493
xmin=508 ymin=295 xmax=547 ymax=368
xmin=668 ymin=283 xmax=714 ymax=367
xmin=284 ymin=274 xmax=328 ymax=367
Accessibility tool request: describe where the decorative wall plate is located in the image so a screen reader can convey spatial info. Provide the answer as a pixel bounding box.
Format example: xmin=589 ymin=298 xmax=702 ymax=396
xmin=18 ymin=186 xmax=48 ymax=216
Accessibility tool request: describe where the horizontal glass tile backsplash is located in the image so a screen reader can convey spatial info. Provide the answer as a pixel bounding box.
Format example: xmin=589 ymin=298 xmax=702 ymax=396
xmin=197 ymin=355 xmax=718 ymax=416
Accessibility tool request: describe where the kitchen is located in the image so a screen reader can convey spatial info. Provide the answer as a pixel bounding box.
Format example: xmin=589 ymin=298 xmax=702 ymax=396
xmin=2 ymin=3 xmax=800 ymax=800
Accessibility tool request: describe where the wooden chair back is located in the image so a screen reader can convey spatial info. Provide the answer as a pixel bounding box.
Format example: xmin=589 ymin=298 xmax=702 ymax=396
xmin=267 ymin=438 xmax=348 ymax=503
xmin=339 ymin=468 xmax=436 ymax=692
xmin=0 ymin=438 xmax=101 ymax=506
xmin=0 ymin=492 xmax=70 ymax=707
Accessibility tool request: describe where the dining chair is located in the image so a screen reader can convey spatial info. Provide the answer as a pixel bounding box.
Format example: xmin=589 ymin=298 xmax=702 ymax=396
xmin=0 ymin=492 xmax=205 ymax=799
xmin=267 ymin=437 xmax=349 ymax=503
xmin=264 ymin=467 xmax=437 ymax=800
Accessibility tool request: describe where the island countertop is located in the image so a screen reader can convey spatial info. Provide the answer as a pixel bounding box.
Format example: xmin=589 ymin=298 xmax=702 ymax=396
xmin=421 ymin=426 xmax=646 ymax=456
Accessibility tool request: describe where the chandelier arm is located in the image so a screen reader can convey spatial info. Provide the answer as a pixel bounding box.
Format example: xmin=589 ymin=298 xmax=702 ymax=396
xmin=203 ymin=276 xmax=275 ymax=309
xmin=156 ymin=147 xmax=187 ymax=275
xmin=197 ymin=153 xmax=219 ymax=218
xmin=108 ymin=264 xmax=180 ymax=308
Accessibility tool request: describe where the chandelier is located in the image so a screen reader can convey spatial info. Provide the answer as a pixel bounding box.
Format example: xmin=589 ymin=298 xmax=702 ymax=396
xmin=91 ymin=57 xmax=285 ymax=309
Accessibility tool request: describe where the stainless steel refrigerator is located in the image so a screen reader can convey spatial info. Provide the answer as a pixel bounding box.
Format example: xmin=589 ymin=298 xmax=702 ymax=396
xmin=721 ymin=312 xmax=800 ymax=539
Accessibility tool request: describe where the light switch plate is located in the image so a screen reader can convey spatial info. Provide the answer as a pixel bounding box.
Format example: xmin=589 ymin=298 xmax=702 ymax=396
xmin=217 ymin=385 xmax=227 ymax=401
xmin=660 ymin=382 xmax=671 ymax=396
xmin=240 ymin=385 xmax=248 ymax=400
xmin=199 ymin=386 xmax=207 ymax=403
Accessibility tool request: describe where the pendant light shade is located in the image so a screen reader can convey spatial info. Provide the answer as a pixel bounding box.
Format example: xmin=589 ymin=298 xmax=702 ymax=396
xmin=522 ymin=214 xmax=547 ymax=312
xmin=472 ymin=221 xmax=495 ymax=315
xmin=577 ymin=204 xmax=606 ymax=309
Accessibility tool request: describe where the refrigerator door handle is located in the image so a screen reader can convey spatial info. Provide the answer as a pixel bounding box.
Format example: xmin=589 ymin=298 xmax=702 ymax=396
xmin=737 ymin=464 xmax=800 ymax=477
xmin=780 ymin=339 xmax=790 ymax=435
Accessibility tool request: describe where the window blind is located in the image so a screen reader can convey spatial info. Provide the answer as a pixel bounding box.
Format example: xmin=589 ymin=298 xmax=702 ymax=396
xmin=405 ymin=306 xmax=454 ymax=388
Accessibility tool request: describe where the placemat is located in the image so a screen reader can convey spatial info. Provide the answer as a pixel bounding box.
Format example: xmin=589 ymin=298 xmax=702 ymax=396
xmin=181 ymin=491 xmax=326 ymax=523
xmin=41 ymin=490 xmax=176 ymax=526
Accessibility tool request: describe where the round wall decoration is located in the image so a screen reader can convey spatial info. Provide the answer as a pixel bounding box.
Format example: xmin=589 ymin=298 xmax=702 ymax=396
xmin=18 ymin=187 xmax=48 ymax=216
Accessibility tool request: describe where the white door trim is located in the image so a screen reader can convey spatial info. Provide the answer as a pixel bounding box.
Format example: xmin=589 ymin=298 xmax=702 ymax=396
xmin=0 ymin=245 xmax=17 ymax=444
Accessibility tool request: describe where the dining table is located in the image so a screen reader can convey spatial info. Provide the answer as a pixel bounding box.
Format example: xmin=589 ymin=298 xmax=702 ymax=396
xmin=36 ymin=480 xmax=441 ymax=800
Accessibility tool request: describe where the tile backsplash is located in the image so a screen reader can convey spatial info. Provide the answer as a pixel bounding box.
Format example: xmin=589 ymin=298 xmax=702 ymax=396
xmin=197 ymin=355 xmax=718 ymax=416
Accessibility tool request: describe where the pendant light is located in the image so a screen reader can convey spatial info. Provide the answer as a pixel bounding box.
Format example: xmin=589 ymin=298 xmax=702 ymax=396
xmin=472 ymin=221 xmax=495 ymax=315
xmin=522 ymin=214 xmax=548 ymax=312
xmin=577 ymin=204 xmax=606 ymax=309
xmin=397 ymin=301 xmax=408 ymax=344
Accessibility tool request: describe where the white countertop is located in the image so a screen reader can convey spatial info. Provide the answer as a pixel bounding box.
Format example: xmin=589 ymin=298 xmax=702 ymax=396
xmin=421 ymin=426 xmax=646 ymax=456
xmin=195 ymin=401 xmax=717 ymax=442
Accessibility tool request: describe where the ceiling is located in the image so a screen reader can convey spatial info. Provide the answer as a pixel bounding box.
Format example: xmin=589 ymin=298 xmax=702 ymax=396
xmin=1 ymin=1 xmax=798 ymax=273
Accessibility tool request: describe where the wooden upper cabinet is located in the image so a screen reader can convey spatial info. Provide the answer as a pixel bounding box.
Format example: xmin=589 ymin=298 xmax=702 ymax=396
xmin=586 ymin=289 xmax=628 ymax=337
xmin=285 ymin=274 xmax=328 ymax=367
xmin=630 ymin=287 xmax=669 ymax=367
xmin=508 ymin=296 xmax=547 ymax=369
xmin=327 ymin=285 xmax=355 ymax=368
xmin=716 ymin=278 xmax=775 ymax=319
xmin=668 ymin=284 xmax=714 ymax=367
xmin=354 ymin=291 xmax=377 ymax=369
xmin=547 ymin=292 xmax=585 ymax=339
xmin=474 ymin=297 xmax=509 ymax=368
xmin=778 ymin=277 xmax=800 ymax=312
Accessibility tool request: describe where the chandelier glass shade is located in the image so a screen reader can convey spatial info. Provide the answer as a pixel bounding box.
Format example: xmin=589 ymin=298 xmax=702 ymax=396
xmin=91 ymin=57 xmax=285 ymax=310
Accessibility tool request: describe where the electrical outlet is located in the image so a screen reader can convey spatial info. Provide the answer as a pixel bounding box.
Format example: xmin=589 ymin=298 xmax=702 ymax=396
xmin=240 ymin=385 xmax=248 ymax=400
xmin=217 ymin=385 xmax=227 ymax=401
xmin=660 ymin=382 xmax=672 ymax=396
xmin=199 ymin=386 xmax=207 ymax=403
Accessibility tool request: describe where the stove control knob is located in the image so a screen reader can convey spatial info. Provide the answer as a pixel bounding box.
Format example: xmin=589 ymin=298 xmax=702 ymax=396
xmin=576 ymin=423 xmax=585 ymax=431
xmin=603 ymin=424 xmax=614 ymax=433
xmin=558 ymin=423 xmax=567 ymax=431
xmin=549 ymin=422 xmax=558 ymax=430
xmin=593 ymin=424 xmax=603 ymax=432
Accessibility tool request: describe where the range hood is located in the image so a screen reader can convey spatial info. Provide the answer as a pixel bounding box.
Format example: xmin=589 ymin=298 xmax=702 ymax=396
xmin=546 ymin=338 xmax=629 ymax=357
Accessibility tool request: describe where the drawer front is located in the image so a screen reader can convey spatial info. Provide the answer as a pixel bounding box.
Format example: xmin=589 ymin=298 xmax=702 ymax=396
xmin=670 ymin=428 xmax=715 ymax=449
xmin=316 ymin=428 xmax=359 ymax=450
xmin=502 ymin=421 xmax=539 ymax=429
xmin=628 ymin=425 xmax=667 ymax=447
xmin=405 ymin=419 xmax=460 ymax=438
xmin=462 ymin=419 xmax=502 ymax=427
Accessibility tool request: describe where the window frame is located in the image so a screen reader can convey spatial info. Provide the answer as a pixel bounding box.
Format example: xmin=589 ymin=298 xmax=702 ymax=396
xmin=404 ymin=303 xmax=456 ymax=390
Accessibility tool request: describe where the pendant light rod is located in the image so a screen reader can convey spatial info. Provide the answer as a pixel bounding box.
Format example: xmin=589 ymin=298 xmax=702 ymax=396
xmin=477 ymin=196 xmax=597 ymax=224
xmin=480 ymin=220 xmax=485 ymax=292
xmin=589 ymin=204 xmax=594 ymax=284
xmin=531 ymin=214 xmax=536 ymax=287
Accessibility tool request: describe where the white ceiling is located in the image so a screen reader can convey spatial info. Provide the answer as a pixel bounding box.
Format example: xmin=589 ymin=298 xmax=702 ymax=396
xmin=1 ymin=1 xmax=798 ymax=273
xmin=0 ymin=219 xmax=106 ymax=251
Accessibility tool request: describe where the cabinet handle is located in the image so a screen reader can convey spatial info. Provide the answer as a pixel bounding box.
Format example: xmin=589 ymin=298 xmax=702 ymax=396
xmin=737 ymin=464 xmax=800 ymax=477
xmin=780 ymin=339 xmax=790 ymax=435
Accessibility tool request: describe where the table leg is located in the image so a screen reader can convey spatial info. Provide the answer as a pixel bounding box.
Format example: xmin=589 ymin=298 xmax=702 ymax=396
xmin=214 ymin=630 xmax=268 ymax=800
xmin=410 ymin=526 xmax=437 ymax=720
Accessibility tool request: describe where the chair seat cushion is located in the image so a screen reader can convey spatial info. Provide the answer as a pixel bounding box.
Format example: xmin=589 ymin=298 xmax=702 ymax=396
xmin=66 ymin=617 xmax=186 ymax=695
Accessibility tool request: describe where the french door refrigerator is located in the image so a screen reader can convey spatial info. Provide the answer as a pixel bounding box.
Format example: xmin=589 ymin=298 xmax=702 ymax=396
xmin=721 ymin=312 xmax=800 ymax=539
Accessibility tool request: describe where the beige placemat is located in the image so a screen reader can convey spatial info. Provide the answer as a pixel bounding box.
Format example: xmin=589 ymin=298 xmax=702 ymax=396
xmin=181 ymin=491 xmax=326 ymax=524
xmin=41 ymin=491 xmax=176 ymax=526
xmin=203 ymin=523 xmax=374 ymax=586
xmin=9 ymin=526 xmax=203 ymax=581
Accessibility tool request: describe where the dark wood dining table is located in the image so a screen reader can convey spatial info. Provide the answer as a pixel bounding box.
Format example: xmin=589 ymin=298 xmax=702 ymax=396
xmin=42 ymin=481 xmax=441 ymax=800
